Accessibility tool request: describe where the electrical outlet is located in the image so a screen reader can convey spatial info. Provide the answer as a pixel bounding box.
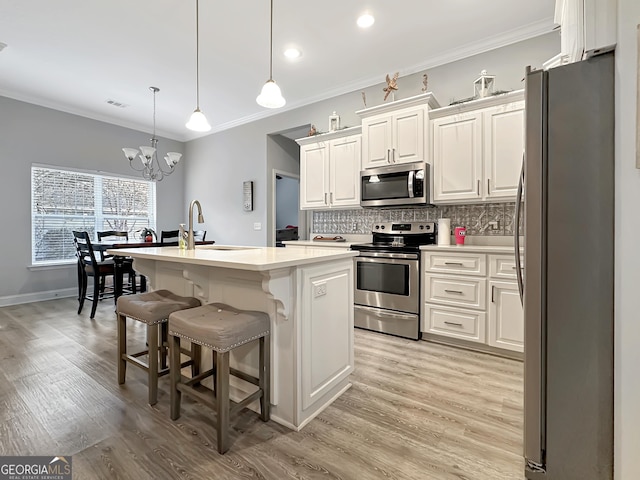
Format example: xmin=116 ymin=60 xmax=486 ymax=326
xmin=352 ymin=222 xmax=358 ymax=232
xmin=253 ymin=222 xmax=262 ymax=230
xmin=313 ymin=283 xmax=327 ymax=297
xmin=488 ymin=221 xmax=499 ymax=230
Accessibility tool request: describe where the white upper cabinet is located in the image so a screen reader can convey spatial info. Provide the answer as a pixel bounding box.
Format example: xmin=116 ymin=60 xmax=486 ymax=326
xmin=483 ymin=102 xmax=525 ymax=199
xmin=299 ymin=142 xmax=330 ymax=210
xmin=329 ymin=135 xmax=362 ymax=207
xmin=432 ymin=110 xmax=483 ymax=202
xmin=297 ymin=127 xmax=362 ymax=210
xmin=357 ymin=93 xmax=440 ymax=169
xmin=430 ymin=90 xmax=524 ymax=204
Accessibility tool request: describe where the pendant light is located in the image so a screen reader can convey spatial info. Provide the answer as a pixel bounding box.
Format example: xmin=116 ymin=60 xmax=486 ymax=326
xmin=256 ymin=0 xmax=286 ymax=108
xmin=186 ymin=0 xmax=211 ymax=132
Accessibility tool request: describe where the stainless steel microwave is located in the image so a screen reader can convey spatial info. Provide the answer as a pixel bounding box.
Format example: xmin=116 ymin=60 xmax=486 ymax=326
xmin=360 ymin=162 xmax=429 ymax=207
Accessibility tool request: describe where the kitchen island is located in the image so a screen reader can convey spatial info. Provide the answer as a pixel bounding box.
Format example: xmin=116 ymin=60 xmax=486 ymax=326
xmin=108 ymin=244 xmax=358 ymax=430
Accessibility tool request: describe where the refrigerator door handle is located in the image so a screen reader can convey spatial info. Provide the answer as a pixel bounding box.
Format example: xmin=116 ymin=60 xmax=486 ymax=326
xmin=514 ymin=152 xmax=525 ymax=304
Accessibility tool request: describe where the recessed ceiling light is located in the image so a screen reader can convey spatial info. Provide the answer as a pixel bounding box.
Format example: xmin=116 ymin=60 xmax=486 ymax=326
xmin=284 ymin=48 xmax=301 ymax=59
xmin=357 ymin=13 xmax=375 ymax=28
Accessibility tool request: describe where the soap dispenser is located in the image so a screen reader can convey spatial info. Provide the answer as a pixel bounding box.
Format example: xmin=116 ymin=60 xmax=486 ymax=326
xmin=178 ymin=223 xmax=187 ymax=249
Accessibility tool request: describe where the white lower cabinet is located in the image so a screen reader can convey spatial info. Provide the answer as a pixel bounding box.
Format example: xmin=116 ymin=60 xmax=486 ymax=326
xmin=424 ymin=303 xmax=486 ymax=342
xmin=488 ymin=280 xmax=524 ymax=352
xmin=422 ymin=251 xmax=523 ymax=354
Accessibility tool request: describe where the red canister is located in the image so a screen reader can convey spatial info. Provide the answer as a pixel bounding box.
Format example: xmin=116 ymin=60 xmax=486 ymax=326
xmin=454 ymin=227 xmax=466 ymax=245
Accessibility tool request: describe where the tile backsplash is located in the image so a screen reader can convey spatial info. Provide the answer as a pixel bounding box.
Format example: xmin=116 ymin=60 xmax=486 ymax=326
xmin=313 ymin=203 xmax=523 ymax=236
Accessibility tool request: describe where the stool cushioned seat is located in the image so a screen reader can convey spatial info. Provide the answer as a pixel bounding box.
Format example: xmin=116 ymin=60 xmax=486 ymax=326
xmin=169 ymin=303 xmax=270 ymax=352
xmin=117 ymin=289 xmax=201 ymax=325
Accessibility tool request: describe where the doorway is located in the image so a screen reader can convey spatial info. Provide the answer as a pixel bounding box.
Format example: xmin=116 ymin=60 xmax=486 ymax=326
xmin=273 ymin=171 xmax=302 ymax=246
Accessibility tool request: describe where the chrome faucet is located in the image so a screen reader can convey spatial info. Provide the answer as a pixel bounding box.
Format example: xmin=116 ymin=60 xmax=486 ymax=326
xmin=187 ymin=199 xmax=204 ymax=250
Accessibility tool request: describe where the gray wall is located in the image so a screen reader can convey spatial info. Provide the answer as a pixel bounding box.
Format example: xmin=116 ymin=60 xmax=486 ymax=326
xmin=184 ymin=32 xmax=559 ymax=246
xmin=0 ymin=97 xmax=185 ymax=301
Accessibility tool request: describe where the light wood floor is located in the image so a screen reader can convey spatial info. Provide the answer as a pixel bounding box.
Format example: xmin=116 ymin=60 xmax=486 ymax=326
xmin=0 ymin=298 xmax=525 ymax=480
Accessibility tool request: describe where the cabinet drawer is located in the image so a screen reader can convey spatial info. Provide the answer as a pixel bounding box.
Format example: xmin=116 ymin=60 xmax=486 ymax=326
xmin=424 ymin=273 xmax=486 ymax=310
xmin=423 ymin=303 xmax=486 ymax=342
xmin=489 ymin=254 xmax=523 ymax=280
xmin=423 ymin=252 xmax=486 ymax=276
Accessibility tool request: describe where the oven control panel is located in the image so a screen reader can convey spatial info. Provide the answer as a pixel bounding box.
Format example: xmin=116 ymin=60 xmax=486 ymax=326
xmin=372 ymin=222 xmax=435 ymax=234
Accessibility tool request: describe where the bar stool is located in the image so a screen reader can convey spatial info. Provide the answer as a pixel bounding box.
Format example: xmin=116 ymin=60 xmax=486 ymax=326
xmin=168 ymin=303 xmax=270 ymax=454
xmin=116 ymin=290 xmax=201 ymax=405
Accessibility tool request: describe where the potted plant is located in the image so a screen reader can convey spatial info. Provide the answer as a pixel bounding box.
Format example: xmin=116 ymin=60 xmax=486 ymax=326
xmin=139 ymin=228 xmax=157 ymax=242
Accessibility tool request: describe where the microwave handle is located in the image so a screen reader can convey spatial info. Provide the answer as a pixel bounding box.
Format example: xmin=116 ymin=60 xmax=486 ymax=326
xmin=407 ymin=170 xmax=415 ymax=198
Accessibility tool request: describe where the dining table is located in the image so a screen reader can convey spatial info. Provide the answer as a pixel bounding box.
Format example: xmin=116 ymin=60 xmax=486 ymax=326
xmin=92 ymin=239 xmax=215 ymax=301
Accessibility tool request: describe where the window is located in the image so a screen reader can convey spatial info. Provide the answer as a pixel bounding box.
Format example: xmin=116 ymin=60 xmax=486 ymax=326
xmin=31 ymin=165 xmax=156 ymax=265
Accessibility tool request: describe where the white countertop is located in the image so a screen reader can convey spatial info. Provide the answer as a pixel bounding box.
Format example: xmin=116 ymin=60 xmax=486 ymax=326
xmin=107 ymin=245 xmax=358 ymax=271
xmin=420 ymin=244 xmax=521 ymax=254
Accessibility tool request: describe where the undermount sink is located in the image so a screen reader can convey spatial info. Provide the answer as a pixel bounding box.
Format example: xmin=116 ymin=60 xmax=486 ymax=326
xmin=198 ymin=245 xmax=257 ymax=251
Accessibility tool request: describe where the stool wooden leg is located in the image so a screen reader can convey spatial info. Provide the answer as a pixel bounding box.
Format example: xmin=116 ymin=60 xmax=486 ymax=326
xmin=160 ymin=322 xmax=168 ymax=370
xmin=170 ymin=335 xmax=181 ymax=420
xmin=117 ymin=313 xmax=127 ymax=384
xmin=259 ymin=334 xmax=271 ymax=422
xmin=147 ymin=324 xmax=159 ymax=406
xmin=191 ymin=342 xmax=201 ymax=378
xmin=216 ymin=351 xmax=230 ymax=454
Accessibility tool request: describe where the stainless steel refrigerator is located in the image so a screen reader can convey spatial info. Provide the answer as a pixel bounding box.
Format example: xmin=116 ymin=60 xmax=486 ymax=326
xmin=516 ymin=51 xmax=614 ymax=480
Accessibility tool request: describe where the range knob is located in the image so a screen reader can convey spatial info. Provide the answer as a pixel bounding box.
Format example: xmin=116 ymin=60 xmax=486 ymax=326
xmin=419 ymin=225 xmax=424 ymax=230
xmin=381 ymin=225 xmax=385 ymax=230
xmin=375 ymin=225 xmax=380 ymax=230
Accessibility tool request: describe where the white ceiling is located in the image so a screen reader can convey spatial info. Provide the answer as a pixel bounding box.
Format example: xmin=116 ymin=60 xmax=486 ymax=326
xmin=0 ymin=0 xmax=555 ymax=142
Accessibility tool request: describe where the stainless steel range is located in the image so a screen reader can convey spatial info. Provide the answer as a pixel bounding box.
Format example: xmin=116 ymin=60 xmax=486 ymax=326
xmin=351 ymin=222 xmax=436 ymax=340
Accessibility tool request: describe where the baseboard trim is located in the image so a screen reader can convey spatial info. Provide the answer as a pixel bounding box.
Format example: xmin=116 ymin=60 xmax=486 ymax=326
xmin=0 ymin=288 xmax=76 ymax=307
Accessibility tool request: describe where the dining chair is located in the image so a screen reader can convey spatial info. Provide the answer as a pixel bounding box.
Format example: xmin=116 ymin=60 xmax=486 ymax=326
xmin=73 ymin=230 xmax=117 ymax=319
xmin=161 ymin=230 xmax=180 ymax=244
xmin=97 ymin=230 xmax=143 ymax=296
xmin=96 ymin=230 xmax=128 ymax=261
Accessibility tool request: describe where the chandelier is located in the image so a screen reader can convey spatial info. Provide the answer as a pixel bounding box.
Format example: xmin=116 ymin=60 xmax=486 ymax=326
xmin=122 ymin=86 xmax=182 ymax=182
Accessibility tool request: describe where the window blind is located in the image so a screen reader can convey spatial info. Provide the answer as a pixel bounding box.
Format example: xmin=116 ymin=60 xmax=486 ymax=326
xmin=31 ymin=166 xmax=156 ymax=265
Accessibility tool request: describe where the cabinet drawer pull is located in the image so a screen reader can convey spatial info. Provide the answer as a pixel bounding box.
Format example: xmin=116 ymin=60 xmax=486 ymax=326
xmin=444 ymin=321 xmax=463 ymax=327
xmin=387 ymin=149 xmax=391 ymax=163
xmin=444 ymin=262 xmax=464 ymax=266
xmin=392 ymin=147 xmax=396 ymax=162
xmin=444 ymin=289 xmax=464 ymax=295
xmin=324 ymin=192 xmax=327 ymax=204
xmin=477 ymin=179 xmax=480 ymax=195
xmin=330 ymin=192 xmax=333 ymax=204
xmin=487 ymin=178 xmax=490 ymax=193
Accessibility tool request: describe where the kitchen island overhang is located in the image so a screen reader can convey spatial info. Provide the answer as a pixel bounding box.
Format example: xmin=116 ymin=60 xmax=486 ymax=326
xmin=108 ymin=245 xmax=358 ymax=430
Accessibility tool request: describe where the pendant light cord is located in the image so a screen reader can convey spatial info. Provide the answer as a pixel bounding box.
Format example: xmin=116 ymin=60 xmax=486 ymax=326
xmin=195 ymin=0 xmax=201 ymax=108
xmin=269 ymin=0 xmax=273 ymax=80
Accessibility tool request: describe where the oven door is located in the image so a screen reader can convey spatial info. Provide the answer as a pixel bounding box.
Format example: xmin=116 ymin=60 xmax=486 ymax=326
xmin=354 ymin=252 xmax=419 ymax=313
